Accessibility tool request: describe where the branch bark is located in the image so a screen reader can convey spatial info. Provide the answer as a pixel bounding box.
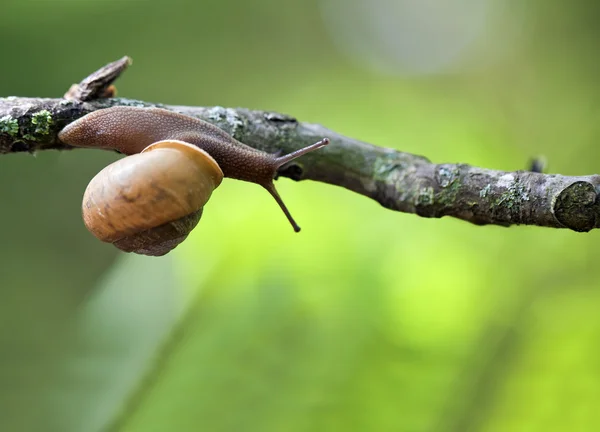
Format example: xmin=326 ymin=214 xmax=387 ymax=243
xmin=1 ymin=57 xmax=599 ymax=232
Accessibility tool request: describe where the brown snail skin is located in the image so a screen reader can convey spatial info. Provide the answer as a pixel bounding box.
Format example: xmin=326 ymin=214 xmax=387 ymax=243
xmin=59 ymin=106 xmax=329 ymax=256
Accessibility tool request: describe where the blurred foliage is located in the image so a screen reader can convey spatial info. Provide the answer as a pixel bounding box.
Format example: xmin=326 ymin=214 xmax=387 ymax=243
xmin=1 ymin=0 xmax=600 ymax=431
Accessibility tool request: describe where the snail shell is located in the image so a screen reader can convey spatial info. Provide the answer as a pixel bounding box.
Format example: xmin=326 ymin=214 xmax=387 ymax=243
xmin=82 ymin=139 xmax=223 ymax=256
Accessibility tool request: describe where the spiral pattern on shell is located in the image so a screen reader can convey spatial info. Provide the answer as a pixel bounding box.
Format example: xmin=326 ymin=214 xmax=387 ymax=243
xmin=82 ymin=140 xmax=223 ymax=256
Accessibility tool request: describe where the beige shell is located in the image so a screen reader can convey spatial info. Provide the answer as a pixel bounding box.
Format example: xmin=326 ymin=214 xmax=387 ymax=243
xmin=82 ymin=139 xmax=223 ymax=256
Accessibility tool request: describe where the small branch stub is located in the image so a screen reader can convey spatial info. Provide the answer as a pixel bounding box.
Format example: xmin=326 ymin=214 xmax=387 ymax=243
xmin=64 ymin=56 xmax=132 ymax=102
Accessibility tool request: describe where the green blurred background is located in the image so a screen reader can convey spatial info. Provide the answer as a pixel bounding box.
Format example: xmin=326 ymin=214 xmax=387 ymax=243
xmin=1 ymin=0 xmax=600 ymax=431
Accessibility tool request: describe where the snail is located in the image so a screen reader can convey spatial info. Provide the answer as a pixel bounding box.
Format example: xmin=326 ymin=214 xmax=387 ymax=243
xmin=59 ymin=106 xmax=329 ymax=256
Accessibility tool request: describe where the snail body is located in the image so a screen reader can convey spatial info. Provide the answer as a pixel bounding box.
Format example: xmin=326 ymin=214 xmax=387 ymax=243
xmin=59 ymin=106 xmax=329 ymax=256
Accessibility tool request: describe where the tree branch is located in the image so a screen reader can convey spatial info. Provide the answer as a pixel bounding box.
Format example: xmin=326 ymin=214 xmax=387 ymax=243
xmin=1 ymin=58 xmax=599 ymax=232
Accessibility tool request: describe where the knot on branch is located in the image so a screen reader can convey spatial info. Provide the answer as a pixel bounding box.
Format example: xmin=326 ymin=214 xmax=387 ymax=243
xmin=552 ymin=181 xmax=600 ymax=232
